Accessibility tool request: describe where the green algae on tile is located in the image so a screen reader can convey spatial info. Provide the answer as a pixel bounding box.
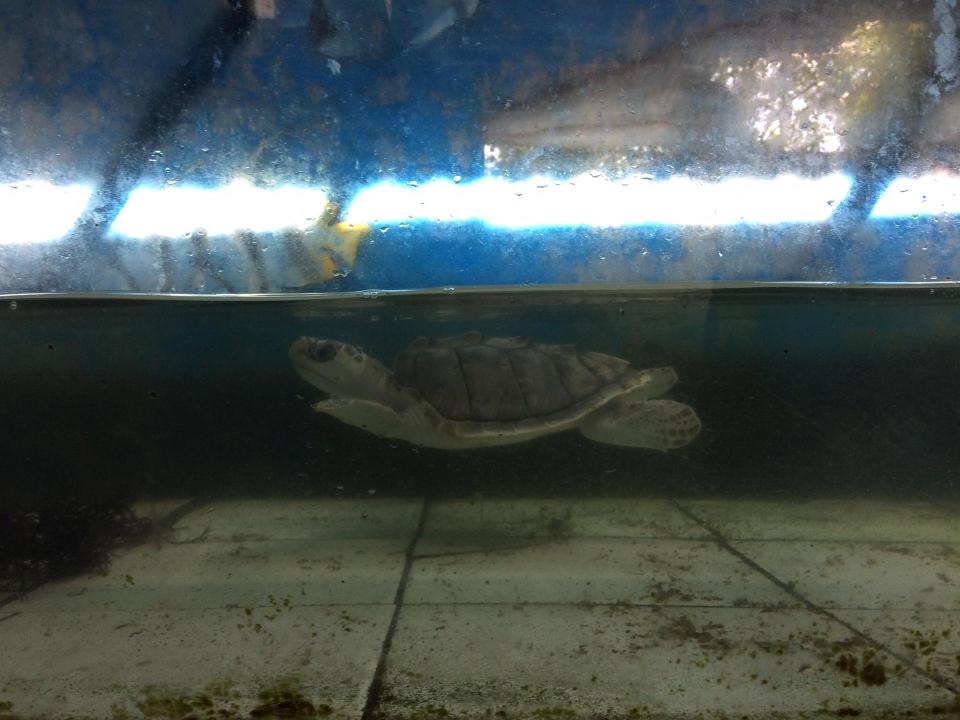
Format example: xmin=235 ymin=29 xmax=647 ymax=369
xmin=251 ymin=681 xmax=328 ymax=719
xmin=834 ymin=651 xmax=888 ymax=687
xmin=135 ymin=691 xmax=213 ymax=719
xmin=531 ymin=708 xmax=578 ymax=720
xmin=408 ymin=704 xmax=451 ymax=720
xmin=130 ymin=681 xmax=246 ymax=720
xmin=121 ymin=678 xmax=330 ymax=720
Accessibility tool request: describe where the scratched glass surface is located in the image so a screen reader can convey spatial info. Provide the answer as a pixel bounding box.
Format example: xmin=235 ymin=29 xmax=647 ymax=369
xmin=2 ymin=0 xmax=960 ymax=293
xmin=3 ymin=4 xmax=960 ymax=717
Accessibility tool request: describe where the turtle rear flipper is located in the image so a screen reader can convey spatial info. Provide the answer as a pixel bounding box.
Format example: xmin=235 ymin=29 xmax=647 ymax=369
xmin=580 ymin=398 xmax=701 ymax=450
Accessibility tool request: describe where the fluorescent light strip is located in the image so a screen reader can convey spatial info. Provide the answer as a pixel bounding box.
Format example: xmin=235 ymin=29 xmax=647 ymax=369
xmin=0 ymin=181 xmax=93 ymax=245
xmin=110 ymin=179 xmax=330 ymax=240
xmin=871 ymin=173 xmax=960 ymax=218
xmin=345 ymin=172 xmax=852 ymax=228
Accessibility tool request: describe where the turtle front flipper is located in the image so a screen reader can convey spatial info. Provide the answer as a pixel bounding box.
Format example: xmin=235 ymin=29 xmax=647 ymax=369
xmin=313 ymin=398 xmax=459 ymax=449
xmin=580 ymin=398 xmax=701 ymax=450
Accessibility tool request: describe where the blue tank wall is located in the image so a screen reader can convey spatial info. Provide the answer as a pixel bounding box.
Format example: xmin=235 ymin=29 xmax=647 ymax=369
xmin=0 ymin=0 xmax=958 ymax=293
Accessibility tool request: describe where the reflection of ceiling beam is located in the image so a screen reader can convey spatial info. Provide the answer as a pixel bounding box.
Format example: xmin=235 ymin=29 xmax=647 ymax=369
xmin=47 ymin=1 xmax=256 ymax=292
xmin=825 ymin=116 xmax=916 ymax=281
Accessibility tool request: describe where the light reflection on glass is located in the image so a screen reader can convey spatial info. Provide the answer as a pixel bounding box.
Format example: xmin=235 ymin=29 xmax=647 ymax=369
xmin=709 ymin=19 xmax=921 ymax=155
xmin=0 ymin=181 xmax=93 ymax=245
xmin=871 ymin=173 xmax=960 ymax=219
xmin=345 ymin=172 xmax=853 ymax=228
xmin=109 ymin=179 xmax=330 ymax=240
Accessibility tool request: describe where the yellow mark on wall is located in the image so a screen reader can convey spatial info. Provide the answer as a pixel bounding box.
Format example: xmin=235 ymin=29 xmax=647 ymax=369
xmin=291 ymin=204 xmax=370 ymax=285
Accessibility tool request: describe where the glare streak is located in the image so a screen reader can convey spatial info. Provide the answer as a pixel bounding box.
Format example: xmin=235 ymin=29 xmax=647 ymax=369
xmin=345 ymin=172 xmax=852 ymax=228
xmin=109 ymin=179 xmax=329 ymax=240
xmin=871 ymin=173 xmax=960 ymax=218
xmin=0 ymin=181 xmax=93 ymax=245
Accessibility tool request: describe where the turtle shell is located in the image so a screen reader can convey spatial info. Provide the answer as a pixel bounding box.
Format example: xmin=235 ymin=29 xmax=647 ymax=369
xmin=392 ymin=331 xmax=636 ymax=422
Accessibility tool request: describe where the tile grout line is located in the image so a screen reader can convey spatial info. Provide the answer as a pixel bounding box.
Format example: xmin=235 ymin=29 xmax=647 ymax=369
xmin=0 ymin=585 xmax=43 ymax=610
xmin=414 ymin=536 xmax=960 ymax=559
xmin=361 ymin=496 xmax=432 ymax=720
xmin=138 ymin=496 xmax=213 ymax=545
xmin=6 ymin=600 xmax=954 ymax=613
xmin=670 ymin=499 xmax=959 ymax=696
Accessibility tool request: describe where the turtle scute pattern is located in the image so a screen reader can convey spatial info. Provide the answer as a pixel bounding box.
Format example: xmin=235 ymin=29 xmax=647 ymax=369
xmin=392 ymin=331 xmax=637 ymax=423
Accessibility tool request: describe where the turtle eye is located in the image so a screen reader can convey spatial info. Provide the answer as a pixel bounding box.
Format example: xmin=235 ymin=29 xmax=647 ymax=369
xmin=309 ymin=341 xmax=339 ymax=363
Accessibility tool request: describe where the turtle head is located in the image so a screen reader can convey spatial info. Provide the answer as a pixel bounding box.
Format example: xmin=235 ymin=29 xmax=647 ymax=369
xmin=290 ymin=337 xmax=393 ymax=401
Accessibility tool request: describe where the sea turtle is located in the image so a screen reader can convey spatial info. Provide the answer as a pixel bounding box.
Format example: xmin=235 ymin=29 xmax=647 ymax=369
xmin=290 ymin=331 xmax=700 ymax=450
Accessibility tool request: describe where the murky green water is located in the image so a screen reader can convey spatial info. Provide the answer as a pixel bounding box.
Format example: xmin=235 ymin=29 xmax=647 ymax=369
xmin=3 ymin=282 xmax=960 ymax=593
xmin=2 ymin=285 xmax=958 ymax=510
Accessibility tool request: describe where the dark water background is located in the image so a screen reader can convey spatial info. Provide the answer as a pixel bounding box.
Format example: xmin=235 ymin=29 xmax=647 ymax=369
xmin=2 ymin=285 xmax=959 ymax=591
xmin=2 ymin=286 xmax=958 ymax=507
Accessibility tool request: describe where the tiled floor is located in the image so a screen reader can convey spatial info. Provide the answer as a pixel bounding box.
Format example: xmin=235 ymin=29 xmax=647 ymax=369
xmin=0 ymin=497 xmax=957 ymax=719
